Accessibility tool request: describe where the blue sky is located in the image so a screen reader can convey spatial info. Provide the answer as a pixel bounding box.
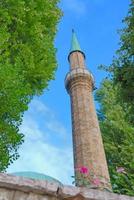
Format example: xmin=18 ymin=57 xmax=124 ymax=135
xmin=7 ymin=0 xmax=130 ymax=185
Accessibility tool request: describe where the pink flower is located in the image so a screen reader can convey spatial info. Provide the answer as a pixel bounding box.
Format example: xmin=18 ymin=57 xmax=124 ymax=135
xmin=92 ymin=178 xmax=101 ymax=186
xmin=116 ymin=167 xmax=126 ymax=174
xmin=79 ymin=166 xmax=89 ymax=174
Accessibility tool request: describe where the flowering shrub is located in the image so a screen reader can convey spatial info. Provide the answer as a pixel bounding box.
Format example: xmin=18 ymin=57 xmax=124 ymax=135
xmin=111 ymin=166 xmax=134 ymax=196
xmin=72 ymin=166 xmax=106 ymax=189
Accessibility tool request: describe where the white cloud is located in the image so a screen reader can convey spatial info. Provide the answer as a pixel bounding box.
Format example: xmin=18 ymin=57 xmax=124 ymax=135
xmin=22 ymin=99 xmax=68 ymax=140
xmin=62 ymin=0 xmax=87 ymax=15
xmin=29 ymin=99 xmax=55 ymax=119
xmin=46 ymin=121 xmax=67 ymax=139
xmin=7 ymin=99 xmax=74 ymax=185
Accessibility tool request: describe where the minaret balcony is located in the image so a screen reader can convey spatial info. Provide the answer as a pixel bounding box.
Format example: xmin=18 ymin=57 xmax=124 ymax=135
xmin=65 ymin=68 xmax=95 ymax=92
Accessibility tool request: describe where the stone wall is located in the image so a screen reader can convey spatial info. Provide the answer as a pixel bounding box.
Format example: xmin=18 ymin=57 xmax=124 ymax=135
xmin=0 ymin=173 xmax=134 ymax=200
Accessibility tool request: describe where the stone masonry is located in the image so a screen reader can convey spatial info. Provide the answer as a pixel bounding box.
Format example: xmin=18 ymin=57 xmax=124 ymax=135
xmin=0 ymin=173 xmax=134 ymax=200
xmin=65 ymin=49 xmax=111 ymax=189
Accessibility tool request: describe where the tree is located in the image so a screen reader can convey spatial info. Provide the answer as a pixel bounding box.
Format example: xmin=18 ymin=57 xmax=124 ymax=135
xmin=96 ymin=0 xmax=134 ymax=195
xmin=112 ymin=0 xmax=134 ymax=113
xmin=96 ymin=80 xmax=134 ymax=195
xmin=0 ymin=0 xmax=61 ymax=171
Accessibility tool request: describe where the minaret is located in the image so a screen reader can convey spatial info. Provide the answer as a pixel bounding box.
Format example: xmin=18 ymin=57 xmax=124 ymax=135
xmin=65 ymin=30 xmax=111 ymax=189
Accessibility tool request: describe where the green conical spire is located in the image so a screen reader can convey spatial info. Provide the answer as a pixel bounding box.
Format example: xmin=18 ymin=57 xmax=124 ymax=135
xmin=70 ymin=29 xmax=82 ymax=52
xmin=69 ymin=29 xmax=85 ymax=59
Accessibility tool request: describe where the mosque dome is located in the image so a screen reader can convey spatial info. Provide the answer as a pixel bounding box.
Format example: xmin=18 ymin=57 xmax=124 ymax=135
xmin=11 ymin=171 xmax=62 ymax=185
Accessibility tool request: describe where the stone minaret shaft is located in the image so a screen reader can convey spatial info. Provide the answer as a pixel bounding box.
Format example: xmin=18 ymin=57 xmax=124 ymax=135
xmin=65 ymin=31 xmax=111 ymax=189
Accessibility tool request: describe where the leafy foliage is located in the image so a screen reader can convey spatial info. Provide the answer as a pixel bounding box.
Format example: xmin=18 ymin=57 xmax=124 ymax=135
xmin=0 ymin=0 xmax=61 ymax=171
xmin=96 ymin=80 xmax=134 ymax=195
xmin=96 ymin=0 xmax=134 ymax=195
xmin=112 ymin=0 xmax=134 ymax=107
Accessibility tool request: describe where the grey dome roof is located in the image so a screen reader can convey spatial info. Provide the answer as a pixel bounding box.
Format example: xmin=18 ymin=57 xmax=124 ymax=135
xmin=11 ymin=171 xmax=62 ymax=185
